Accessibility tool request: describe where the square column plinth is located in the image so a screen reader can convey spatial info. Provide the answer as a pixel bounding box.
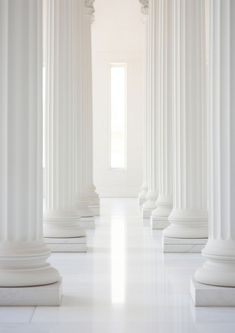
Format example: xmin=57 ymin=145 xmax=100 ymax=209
xmin=79 ymin=217 xmax=95 ymax=229
xmin=163 ymin=237 xmax=207 ymax=253
xmin=45 ymin=237 xmax=87 ymax=252
xmin=89 ymin=205 xmax=100 ymax=216
xmin=151 ymin=218 xmax=169 ymax=230
xmin=191 ymin=279 xmax=235 ymax=307
xmin=0 ymin=281 xmax=62 ymax=306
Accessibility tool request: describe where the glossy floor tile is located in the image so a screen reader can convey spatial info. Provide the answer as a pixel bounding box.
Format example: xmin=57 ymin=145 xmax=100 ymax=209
xmin=1 ymin=198 xmax=235 ymax=333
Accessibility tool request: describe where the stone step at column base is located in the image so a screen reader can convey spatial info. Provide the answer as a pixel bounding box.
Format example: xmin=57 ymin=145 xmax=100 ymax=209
xmin=45 ymin=237 xmax=87 ymax=253
xmin=163 ymin=236 xmax=207 ymax=253
xmin=191 ymin=278 xmax=235 ymax=307
xmin=0 ymin=280 xmax=62 ymax=306
xmin=151 ymin=217 xmax=169 ymax=230
xmin=79 ymin=217 xmax=95 ymax=229
xmin=142 ymin=208 xmax=155 ymax=219
xmin=88 ymin=205 xmax=100 ymax=216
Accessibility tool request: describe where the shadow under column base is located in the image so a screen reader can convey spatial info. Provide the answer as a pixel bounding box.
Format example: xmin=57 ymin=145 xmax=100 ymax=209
xmin=163 ymin=236 xmax=207 ymax=253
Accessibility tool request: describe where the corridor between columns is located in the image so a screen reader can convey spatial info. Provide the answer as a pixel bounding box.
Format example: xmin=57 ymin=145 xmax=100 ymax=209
xmin=0 ymin=198 xmax=235 ymax=332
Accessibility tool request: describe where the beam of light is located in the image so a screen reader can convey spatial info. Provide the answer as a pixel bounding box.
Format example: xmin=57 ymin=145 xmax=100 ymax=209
xmin=111 ymin=216 xmax=126 ymax=304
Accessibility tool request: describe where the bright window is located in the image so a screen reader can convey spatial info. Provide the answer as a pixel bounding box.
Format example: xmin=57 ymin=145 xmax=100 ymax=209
xmin=42 ymin=65 xmax=46 ymax=168
xmin=110 ymin=64 xmax=127 ymax=169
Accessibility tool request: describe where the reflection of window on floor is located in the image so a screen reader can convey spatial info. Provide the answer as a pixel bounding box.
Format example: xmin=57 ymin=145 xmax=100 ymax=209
xmin=110 ymin=64 xmax=127 ymax=169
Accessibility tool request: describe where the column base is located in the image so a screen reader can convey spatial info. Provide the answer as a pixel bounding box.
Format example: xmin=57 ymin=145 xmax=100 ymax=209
xmin=151 ymin=197 xmax=172 ymax=230
xmin=44 ymin=216 xmax=86 ymax=238
xmin=139 ymin=198 xmax=147 ymax=207
xmin=151 ymin=216 xmax=169 ymax=230
xmin=142 ymin=208 xmax=153 ymax=219
xmin=141 ymin=192 xmax=158 ymax=218
xmin=138 ymin=189 xmax=148 ymax=206
xmin=191 ymin=278 xmax=235 ymax=307
xmin=77 ymin=208 xmax=95 ymax=220
xmin=163 ymin=236 xmax=207 ymax=253
xmin=164 ymin=209 xmax=208 ymax=239
xmin=142 ymin=218 xmax=151 ymax=227
xmin=0 ymin=280 xmax=62 ymax=306
xmin=151 ymin=207 xmax=170 ymax=230
xmin=44 ymin=237 xmax=87 ymax=253
xmin=88 ymin=187 xmax=100 ymax=211
xmin=88 ymin=205 xmax=100 ymax=216
xmin=142 ymin=202 xmax=156 ymax=218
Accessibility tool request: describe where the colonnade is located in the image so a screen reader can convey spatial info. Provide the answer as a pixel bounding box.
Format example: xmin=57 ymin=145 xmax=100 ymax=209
xmin=139 ymin=0 xmax=235 ymax=306
xmin=0 ymin=0 xmax=99 ymax=305
xmin=0 ymin=0 xmax=234 ymax=308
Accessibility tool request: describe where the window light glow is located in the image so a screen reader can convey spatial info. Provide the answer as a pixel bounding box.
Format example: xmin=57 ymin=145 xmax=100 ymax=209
xmin=110 ymin=65 xmax=127 ymax=169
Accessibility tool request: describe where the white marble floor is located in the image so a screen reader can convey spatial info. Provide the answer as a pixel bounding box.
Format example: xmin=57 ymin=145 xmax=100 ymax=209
xmin=1 ymin=198 xmax=235 ymax=333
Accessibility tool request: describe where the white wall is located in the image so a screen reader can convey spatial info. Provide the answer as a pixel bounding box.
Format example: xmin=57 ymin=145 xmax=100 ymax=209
xmin=92 ymin=0 xmax=145 ymax=197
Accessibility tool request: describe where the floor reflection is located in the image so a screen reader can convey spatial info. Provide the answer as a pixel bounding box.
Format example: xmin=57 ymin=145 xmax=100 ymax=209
xmin=111 ymin=216 xmax=126 ymax=304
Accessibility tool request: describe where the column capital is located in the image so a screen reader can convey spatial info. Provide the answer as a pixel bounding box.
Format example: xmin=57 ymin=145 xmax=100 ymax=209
xmin=139 ymin=0 xmax=149 ymax=15
xmin=85 ymin=0 xmax=95 ymax=16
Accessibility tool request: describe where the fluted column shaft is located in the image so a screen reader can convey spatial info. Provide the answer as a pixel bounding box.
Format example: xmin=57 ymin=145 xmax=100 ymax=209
xmin=142 ymin=0 xmax=160 ymax=219
xmin=74 ymin=0 xmax=99 ymax=218
xmin=151 ymin=0 xmax=173 ymax=229
xmin=164 ymin=0 xmax=208 ymax=239
xmin=0 ymin=0 xmax=60 ymax=286
xmin=43 ymin=0 xmax=85 ymax=237
xmin=85 ymin=1 xmax=100 ymax=214
xmin=195 ymin=0 xmax=235 ymax=287
xmin=138 ymin=0 xmax=149 ymax=206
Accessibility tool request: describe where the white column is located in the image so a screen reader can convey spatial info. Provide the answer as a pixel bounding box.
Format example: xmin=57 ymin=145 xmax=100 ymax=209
xmin=43 ymin=0 xmax=86 ymax=251
xmin=151 ymin=0 xmax=173 ymax=230
xmin=84 ymin=0 xmax=100 ymax=217
xmin=138 ymin=0 xmax=149 ymax=207
xmin=74 ymin=0 xmax=99 ymax=224
xmin=163 ymin=0 xmax=208 ymax=252
xmin=0 ymin=0 xmax=61 ymax=305
xmin=142 ymin=0 xmax=159 ymax=219
xmin=192 ymin=0 xmax=235 ymax=307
